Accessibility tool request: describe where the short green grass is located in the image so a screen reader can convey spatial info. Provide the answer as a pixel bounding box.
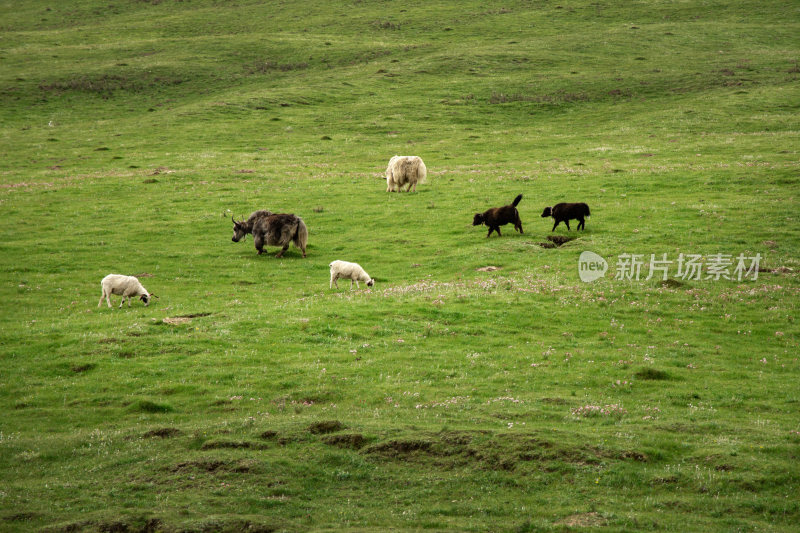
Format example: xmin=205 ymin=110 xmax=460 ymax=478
xmin=1 ymin=0 xmax=799 ymax=531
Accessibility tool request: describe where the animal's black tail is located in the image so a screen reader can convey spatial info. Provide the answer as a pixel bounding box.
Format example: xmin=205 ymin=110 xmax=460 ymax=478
xmin=584 ymin=204 xmax=591 ymax=217
xmin=512 ymin=194 xmax=523 ymax=207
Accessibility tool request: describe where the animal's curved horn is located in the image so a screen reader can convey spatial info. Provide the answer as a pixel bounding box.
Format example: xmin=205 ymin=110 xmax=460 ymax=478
xmin=232 ymin=215 xmax=236 ymax=224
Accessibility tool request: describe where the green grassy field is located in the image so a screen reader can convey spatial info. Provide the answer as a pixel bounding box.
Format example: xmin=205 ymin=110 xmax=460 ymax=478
xmin=1 ymin=0 xmax=799 ymax=531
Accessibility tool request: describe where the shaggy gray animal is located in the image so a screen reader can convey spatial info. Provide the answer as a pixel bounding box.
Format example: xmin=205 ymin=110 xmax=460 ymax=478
xmin=232 ymin=210 xmax=308 ymax=257
xmin=385 ymin=155 xmax=427 ymax=192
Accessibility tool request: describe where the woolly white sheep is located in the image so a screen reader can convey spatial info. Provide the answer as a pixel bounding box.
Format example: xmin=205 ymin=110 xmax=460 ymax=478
xmin=98 ymin=274 xmax=156 ymax=308
xmin=385 ymin=155 xmax=427 ymax=192
xmin=329 ymin=260 xmax=374 ymax=290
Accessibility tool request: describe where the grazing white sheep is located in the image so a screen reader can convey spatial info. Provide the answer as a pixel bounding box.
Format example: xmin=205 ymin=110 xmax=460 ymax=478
xmin=385 ymin=155 xmax=427 ymax=192
xmin=329 ymin=260 xmax=374 ymax=290
xmin=98 ymin=274 xmax=156 ymax=308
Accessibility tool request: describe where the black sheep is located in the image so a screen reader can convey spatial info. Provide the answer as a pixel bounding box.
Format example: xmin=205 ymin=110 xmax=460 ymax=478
xmin=541 ymin=202 xmax=591 ymax=231
xmin=473 ymin=194 xmax=524 ymax=237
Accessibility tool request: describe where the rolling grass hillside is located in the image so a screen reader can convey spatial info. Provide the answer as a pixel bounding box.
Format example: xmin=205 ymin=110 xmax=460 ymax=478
xmin=1 ymin=0 xmax=798 ymax=531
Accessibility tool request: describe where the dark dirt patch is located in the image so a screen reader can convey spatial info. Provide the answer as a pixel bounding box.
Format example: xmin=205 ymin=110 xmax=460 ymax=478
xmin=308 ymin=420 xmax=344 ymax=434
xmin=170 ymin=459 xmax=229 ymax=473
xmin=98 ymin=337 xmax=121 ymax=344
xmin=715 ymin=464 xmax=735 ymax=471
xmin=142 ymin=178 xmax=158 ymax=184
xmin=538 ymin=241 xmax=556 ymax=248
xmin=143 ymin=427 xmax=181 ymax=439
xmin=43 ymin=519 xmax=93 ymax=533
xmin=322 ymin=433 xmax=368 ymax=449
xmin=174 ymin=312 xmax=212 ymax=319
xmin=661 ymin=278 xmax=686 ymax=288
xmin=3 ymin=512 xmax=38 ymax=522
xmin=260 ymin=430 xmax=278 ymax=440
xmin=71 ymin=363 xmax=96 ymax=373
xmin=547 ymin=235 xmax=575 ymax=246
xmin=233 ymin=280 xmax=256 ymax=285
xmin=635 ymin=368 xmax=672 ymax=380
xmin=97 ymin=519 xmax=162 ymax=533
xmin=186 ymin=518 xmax=280 ymax=533
xmin=619 ymin=450 xmax=648 ymax=462
xmin=200 ymin=440 xmax=267 ymax=450
xmin=361 ymin=431 xmax=644 ymax=473
xmin=366 ymin=439 xmax=433 ymax=457
xmin=440 ymin=431 xmax=474 ymax=446
xmin=129 ymin=400 xmax=172 ymax=413
xmin=169 ymin=459 xmax=258 ymax=475
xmin=211 ymin=398 xmax=232 ymax=406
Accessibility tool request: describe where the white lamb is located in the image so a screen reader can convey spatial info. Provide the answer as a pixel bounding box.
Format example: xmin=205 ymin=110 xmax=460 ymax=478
xmin=98 ymin=274 xmax=156 ymax=308
xmin=329 ymin=260 xmax=374 ymax=290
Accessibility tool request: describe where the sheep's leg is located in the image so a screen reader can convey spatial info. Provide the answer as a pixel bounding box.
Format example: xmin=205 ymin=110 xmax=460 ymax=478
xmin=276 ymin=243 xmax=289 ymax=258
xmin=254 ymin=235 xmax=264 ymax=255
xmin=356 ymin=280 xmax=360 ymax=288
xmin=98 ymin=293 xmax=105 ymax=308
xmin=516 ymin=218 xmax=524 ymax=234
xmin=552 ymin=220 xmax=559 ymax=232
xmin=487 ymin=227 xmax=494 ymax=238
xmin=330 ymin=274 xmax=335 ymax=289
xmin=406 ymin=182 xmax=413 ymax=192
xmin=565 ymin=220 xmax=571 ymax=231
xmin=350 ymin=279 xmax=354 ymax=290
xmin=578 ymin=217 xmax=585 ymax=230
xmin=496 ymin=227 xmax=502 ymax=237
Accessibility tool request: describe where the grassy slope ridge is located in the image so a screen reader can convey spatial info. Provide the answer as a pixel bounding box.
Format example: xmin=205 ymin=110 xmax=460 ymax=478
xmin=1 ymin=0 xmax=799 ymax=531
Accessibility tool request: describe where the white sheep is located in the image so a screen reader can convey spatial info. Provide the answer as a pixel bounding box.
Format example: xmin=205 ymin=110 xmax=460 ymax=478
xmin=329 ymin=260 xmax=374 ymax=290
xmin=385 ymin=155 xmax=427 ymax=192
xmin=98 ymin=274 xmax=156 ymax=308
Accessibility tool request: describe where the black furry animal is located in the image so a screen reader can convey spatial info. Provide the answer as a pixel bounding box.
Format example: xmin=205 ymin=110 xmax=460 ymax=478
xmin=540 ymin=202 xmax=591 ymax=231
xmin=472 ymin=194 xmax=524 ymax=237
xmin=232 ymin=210 xmax=308 ymax=257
